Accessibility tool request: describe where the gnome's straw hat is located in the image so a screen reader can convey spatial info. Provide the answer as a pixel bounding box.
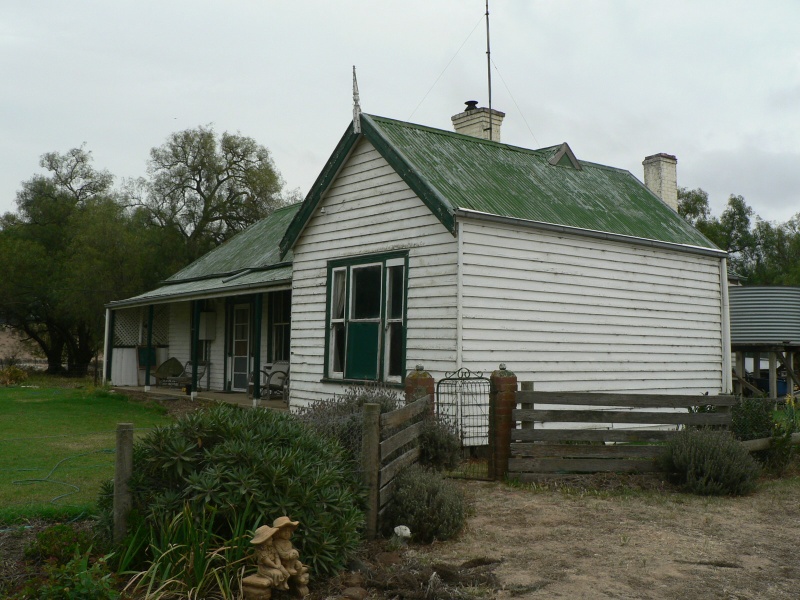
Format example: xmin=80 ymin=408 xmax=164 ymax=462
xmin=250 ymin=525 xmax=279 ymax=545
xmin=273 ymin=516 xmax=300 ymax=530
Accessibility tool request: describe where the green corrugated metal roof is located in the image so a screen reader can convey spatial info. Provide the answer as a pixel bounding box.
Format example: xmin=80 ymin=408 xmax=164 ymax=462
xmin=108 ymin=266 xmax=292 ymax=308
xmin=365 ymin=115 xmax=717 ymax=249
xmin=109 ymin=205 xmax=299 ymax=308
xmin=168 ymin=203 xmax=300 ymax=282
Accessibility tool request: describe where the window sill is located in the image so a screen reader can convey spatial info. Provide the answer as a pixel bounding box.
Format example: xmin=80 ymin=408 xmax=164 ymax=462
xmin=320 ymin=377 xmax=404 ymax=389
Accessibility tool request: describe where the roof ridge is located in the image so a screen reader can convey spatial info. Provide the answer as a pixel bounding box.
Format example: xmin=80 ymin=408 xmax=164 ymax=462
xmin=366 ymin=113 xmax=632 ymax=175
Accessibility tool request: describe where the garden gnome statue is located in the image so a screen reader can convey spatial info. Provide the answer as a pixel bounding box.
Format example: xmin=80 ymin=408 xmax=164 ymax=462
xmin=272 ymin=516 xmax=311 ymax=598
xmin=241 ymin=525 xmax=290 ymax=600
xmin=241 ymin=517 xmax=310 ymax=599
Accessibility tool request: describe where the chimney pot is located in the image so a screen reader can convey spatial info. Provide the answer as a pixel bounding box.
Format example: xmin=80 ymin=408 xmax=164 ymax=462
xmin=451 ymin=102 xmax=506 ymax=141
xmin=642 ymin=153 xmax=678 ymax=212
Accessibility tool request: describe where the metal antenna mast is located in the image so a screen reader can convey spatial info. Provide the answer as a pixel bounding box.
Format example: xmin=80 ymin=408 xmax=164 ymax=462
xmin=485 ymin=0 xmax=493 ymax=140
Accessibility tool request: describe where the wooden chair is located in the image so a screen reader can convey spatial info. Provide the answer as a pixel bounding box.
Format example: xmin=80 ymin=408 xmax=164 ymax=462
xmin=155 ymin=358 xmax=207 ymax=391
xmin=153 ymin=357 xmax=184 ymax=387
xmin=261 ymin=360 xmax=290 ymax=403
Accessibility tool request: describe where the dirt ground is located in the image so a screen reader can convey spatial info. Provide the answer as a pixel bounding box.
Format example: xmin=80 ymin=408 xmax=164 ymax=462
xmin=2 ymin=470 xmax=798 ymax=599
xmin=400 ymin=476 xmax=800 ymax=600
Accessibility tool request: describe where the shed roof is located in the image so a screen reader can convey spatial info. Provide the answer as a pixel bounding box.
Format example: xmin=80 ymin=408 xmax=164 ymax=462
xmin=280 ymin=114 xmax=721 ymax=256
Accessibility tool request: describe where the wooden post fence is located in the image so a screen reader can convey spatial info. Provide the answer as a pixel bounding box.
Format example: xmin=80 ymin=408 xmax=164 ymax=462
xmin=113 ymin=422 xmax=134 ymax=543
xmin=361 ymin=394 xmax=432 ymax=539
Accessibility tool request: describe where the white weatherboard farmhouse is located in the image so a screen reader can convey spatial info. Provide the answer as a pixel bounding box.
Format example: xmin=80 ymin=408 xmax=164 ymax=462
xmin=105 ymin=105 xmax=731 ymax=407
xmin=280 ymin=106 xmax=731 ymax=407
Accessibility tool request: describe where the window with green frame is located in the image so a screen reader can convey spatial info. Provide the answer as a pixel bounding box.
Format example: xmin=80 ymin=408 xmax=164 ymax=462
xmin=271 ymin=289 xmax=291 ymax=362
xmin=326 ymin=252 xmax=407 ymax=382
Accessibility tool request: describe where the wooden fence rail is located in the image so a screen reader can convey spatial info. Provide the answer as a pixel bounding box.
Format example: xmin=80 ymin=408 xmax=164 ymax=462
xmin=508 ymin=391 xmax=736 ymax=481
xmin=362 ymin=394 xmax=431 ymax=538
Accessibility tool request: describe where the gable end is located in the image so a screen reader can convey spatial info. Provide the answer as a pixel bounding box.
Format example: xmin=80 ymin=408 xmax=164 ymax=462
xmin=361 ymin=114 xmax=456 ymax=235
xmin=279 ymin=123 xmax=361 ymax=258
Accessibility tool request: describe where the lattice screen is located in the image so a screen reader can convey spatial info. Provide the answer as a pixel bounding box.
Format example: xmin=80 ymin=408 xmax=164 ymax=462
xmin=113 ymin=305 xmax=171 ymax=347
xmin=152 ymin=305 xmax=169 ymax=346
xmin=114 ymin=308 xmax=141 ymax=347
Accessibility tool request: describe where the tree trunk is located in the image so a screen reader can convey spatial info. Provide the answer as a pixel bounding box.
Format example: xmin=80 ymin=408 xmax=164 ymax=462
xmin=66 ymin=322 xmax=95 ymax=378
xmin=18 ymin=321 xmax=65 ymax=374
xmin=46 ymin=337 xmax=65 ymax=375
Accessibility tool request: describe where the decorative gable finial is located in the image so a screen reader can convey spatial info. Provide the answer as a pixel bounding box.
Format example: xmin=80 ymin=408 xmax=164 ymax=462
xmin=353 ymin=65 xmax=362 ymax=133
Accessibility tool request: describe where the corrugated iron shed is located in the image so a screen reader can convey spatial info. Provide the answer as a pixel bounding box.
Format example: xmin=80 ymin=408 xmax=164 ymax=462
xmin=729 ymin=286 xmax=800 ymax=346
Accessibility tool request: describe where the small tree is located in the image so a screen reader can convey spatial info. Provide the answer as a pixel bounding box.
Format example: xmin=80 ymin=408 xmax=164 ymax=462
xmin=142 ymin=125 xmax=286 ymax=262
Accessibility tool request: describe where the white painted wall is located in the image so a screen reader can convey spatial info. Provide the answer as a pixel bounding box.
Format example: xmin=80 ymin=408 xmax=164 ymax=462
xmin=459 ymin=218 xmax=724 ymax=394
xmin=205 ymin=298 xmax=226 ymax=392
xmin=290 ymin=139 xmax=459 ymax=408
xmin=168 ymin=303 xmax=191 ymax=364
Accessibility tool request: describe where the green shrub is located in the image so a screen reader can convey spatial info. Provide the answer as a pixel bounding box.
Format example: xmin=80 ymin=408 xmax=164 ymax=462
xmin=101 ymin=404 xmax=364 ymax=586
xmin=764 ymin=396 xmax=798 ymax=474
xmin=384 ymin=465 xmax=465 ymax=543
xmin=419 ymin=417 xmax=462 ymax=471
xmin=661 ymin=428 xmax=761 ymax=496
xmin=731 ymin=396 xmax=773 ymax=441
xmin=11 ymin=550 xmax=118 ymax=600
xmin=24 ymin=524 xmax=94 ymax=566
xmin=16 ymin=550 xmax=119 ymax=600
xmin=0 ymin=365 xmax=27 ymax=386
xmin=296 ymin=384 xmax=403 ymax=463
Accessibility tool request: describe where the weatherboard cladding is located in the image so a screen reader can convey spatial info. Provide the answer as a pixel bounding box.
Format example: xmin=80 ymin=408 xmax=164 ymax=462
xmin=460 ymin=220 xmax=724 ymax=394
xmin=729 ymin=286 xmax=800 ymax=345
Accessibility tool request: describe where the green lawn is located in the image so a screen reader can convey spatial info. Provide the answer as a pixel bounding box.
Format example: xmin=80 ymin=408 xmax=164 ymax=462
xmin=0 ymin=384 xmax=171 ymax=522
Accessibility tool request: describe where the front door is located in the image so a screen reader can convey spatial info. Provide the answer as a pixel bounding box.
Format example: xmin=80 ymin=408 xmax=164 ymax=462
xmin=231 ymin=304 xmax=250 ymax=391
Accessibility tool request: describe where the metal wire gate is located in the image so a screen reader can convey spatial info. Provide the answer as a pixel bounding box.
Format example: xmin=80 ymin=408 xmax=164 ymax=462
xmin=436 ymin=368 xmax=493 ymax=480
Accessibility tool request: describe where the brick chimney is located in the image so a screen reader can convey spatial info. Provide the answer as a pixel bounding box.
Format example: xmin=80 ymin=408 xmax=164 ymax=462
xmin=642 ymin=153 xmax=678 ymax=211
xmin=451 ymin=100 xmax=505 ymax=142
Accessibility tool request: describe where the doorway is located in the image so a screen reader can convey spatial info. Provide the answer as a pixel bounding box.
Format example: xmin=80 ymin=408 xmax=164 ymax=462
xmin=231 ymin=304 xmax=250 ymax=391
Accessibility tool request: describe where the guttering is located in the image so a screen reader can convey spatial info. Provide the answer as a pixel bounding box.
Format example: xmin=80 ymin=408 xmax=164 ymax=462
xmin=155 ymin=261 xmax=292 ymax=287
xmin=454 ymin=208 xmax=727 ymax=259
xmin=104 ymin=277 xmax=292 ymax=310
xmin=221 ymin=269 xmax=253 ymax=283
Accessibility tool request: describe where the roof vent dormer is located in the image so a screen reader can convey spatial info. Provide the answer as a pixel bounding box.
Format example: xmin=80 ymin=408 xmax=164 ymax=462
xmin=548 ymin=142 xmax=582 ymax=170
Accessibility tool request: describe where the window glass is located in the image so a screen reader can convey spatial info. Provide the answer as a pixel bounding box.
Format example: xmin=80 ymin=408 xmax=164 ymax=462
xmin=387 ymin=322 xmax=403 ymax=377
xmin=272 ymin=290 xmax=291 ymax=362
xmin=352 ymin=265 xmax=381 ymax=320
xmin=331 ymin=323 xmax=345 ymax=373
xmin=331 ymin=270 xmax=345 ymax=320
xmin=387 ymin=266 xmax=403 ymax=320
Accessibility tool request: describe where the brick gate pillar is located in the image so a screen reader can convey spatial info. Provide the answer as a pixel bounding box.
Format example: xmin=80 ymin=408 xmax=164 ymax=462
xmin=489 ymin=364 xmax=517 ymax=481
xmin=405 ymin=364 xmax=435 ymax=410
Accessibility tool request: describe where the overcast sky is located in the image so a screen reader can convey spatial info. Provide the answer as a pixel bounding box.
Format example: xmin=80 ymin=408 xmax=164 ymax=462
xmin=2 ymin=1 xmax=799 ymax=224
